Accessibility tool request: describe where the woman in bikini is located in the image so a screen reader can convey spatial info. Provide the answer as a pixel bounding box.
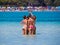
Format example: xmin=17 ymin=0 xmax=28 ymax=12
xmin=21 ymin=16 xmax=29 ymax=35
xmin=28 ymin=15 xmax=36 ymax=35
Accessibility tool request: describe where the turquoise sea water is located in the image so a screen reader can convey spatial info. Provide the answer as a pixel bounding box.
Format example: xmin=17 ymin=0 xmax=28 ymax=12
xmin=0 ymin=11 xmax=60 ymax=21
xmin=0 ymin=11 xmax=60 ymax=45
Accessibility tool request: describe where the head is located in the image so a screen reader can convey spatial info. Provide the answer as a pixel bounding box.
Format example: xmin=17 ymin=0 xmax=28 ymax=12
xmin=23 ymin=15 xmax=26 ymax=19
xmin=32 ymin=15 xmax=36 ymax=20
xmin=26 ymin=16 xmax=29 ymax=20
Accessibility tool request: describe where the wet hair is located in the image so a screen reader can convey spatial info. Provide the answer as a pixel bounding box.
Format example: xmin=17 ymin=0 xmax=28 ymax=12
xmin=27 ymin=15 xmax=32 ymax=19
xmin=23 ymin=15 xmax=26 ymax=19
xmin=27 ymin=16 xmax=29 ymax=19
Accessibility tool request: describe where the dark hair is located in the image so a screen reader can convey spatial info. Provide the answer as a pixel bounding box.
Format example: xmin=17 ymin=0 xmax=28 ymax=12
xmin=27 ymin=16 xmax=29 ymax=19
xmin=27 ymin=15 xmax=32 ymax=18
xmin=23 ymin=15 xmax=26 ymax=19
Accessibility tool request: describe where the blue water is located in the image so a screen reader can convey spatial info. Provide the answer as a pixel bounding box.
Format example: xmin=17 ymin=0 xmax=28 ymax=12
xmin=0 ymin=11 xmax=60 ymax=21
xmin=0 ymin=22 xmax=60 ymax=45
xmin=0 ymin=11 xmax=60 ymax=45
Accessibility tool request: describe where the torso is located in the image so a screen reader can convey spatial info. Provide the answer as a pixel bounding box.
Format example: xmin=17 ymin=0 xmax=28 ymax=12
xmin=22 ymin=19 xmax=28 ymax=29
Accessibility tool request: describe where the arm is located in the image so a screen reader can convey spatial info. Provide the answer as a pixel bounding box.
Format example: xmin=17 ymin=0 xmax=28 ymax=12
xmin=20 ymin=20 xmax=24 ymax=24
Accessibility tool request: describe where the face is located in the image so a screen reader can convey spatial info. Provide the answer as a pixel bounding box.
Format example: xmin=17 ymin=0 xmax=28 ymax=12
xmin=26 ymin=17 xmax=29 ymax=20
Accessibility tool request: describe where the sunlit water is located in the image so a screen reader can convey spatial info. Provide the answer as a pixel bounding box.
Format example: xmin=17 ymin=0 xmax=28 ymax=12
xmin=0 ymin=21 xmax=60 ymax=45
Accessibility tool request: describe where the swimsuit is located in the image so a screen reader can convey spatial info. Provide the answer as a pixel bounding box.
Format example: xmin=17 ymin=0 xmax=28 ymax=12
xmin=22 ymin=25 xmax=27 ymax=29
xmin=29 ymin=25 xmax=34 ymax=29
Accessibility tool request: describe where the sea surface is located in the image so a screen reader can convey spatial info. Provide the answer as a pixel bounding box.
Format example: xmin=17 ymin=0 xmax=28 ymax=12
xmin=0 ymin=22 xmax=60 ymax=45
